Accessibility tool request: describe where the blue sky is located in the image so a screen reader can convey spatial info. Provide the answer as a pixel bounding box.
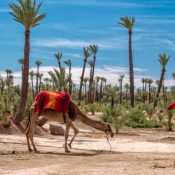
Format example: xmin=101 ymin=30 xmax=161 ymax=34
xmin=0 ymin=0 xmax=175 ymax=86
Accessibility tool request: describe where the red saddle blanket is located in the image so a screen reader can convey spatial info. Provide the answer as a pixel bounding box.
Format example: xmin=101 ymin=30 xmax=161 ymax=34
xmin=34 ymin=91 xmax=70 ymax=115
xmin=168 ymin=102 xmax=175 ymax=110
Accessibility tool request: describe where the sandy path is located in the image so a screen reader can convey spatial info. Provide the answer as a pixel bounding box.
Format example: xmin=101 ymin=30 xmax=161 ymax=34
xmin=1 ymin=128 xmax=175 ymax=175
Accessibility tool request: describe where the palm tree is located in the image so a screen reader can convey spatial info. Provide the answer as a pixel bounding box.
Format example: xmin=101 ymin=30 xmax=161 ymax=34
xmin=29 ymin=71 xmax=35 ymax=100
xmin=95 ymin=76 xmax=100 ymax=102
xmin=87 ymin=60 xmax=94 ymax=103
xmin=147 ymin=79 xmax=153 ymax=103
xmin=44 ymin=78 xmax=51 ymax=90
xmin=105 ymin=85 xmax=119 ymax=107
xmin=10 ymin=0 xmax=46 ymax=124
xmin=64 ymin=59 xmax=72 ymax=95
xmin=83 ymin=77 xmax=88 ymax=103
xmin=78 ymin=47 xmax=90 ymax=101
xmin=154 ymin=53 xmax=170 ymax=108
xmin=172 ymin=72 xmax=175 ymax=80
xmin=48 ymin=68 xmax=68 ymax=91
xmin=88 ymin=44 xmax=98 ymax=102
xmin=124 ymin=83 xmax=129 ymax=101
xmin=55 ymin=52 xmax=62 ymax=71
xmin=35 ymin=60 xmax=42 ymax=94
xmin=118 ymin=74 xmax=125 ymax=104
xmin=99 ymin=77 xmax=103 ymax=101
xmin=38 ymin=73 xmax=43 ymax=92
xmin=103 ymin=78 xmax=107 ymax=89
xmin=119 ymin=16 xmax=135 ymax=107
xmin=5 ymin=69 xmax=13 ymax=92
xmin=141 ymin=78 xmax=145 ymax=102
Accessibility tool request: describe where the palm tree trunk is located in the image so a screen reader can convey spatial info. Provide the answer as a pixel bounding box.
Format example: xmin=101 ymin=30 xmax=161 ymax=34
xmin=148 ymin=84 xmax=151 ymax=104
xmin=100 ymin=79 xmax=103 ymax=102
xmin=35 ymin=67 xmax=39 ymax=95
xmin=129 ymin=31 xmax=134 ymax=107
xmin=14 ymin=29 xmax=30 ymax=125
xmin=69 ymin=67 xmax=72 ymax=95
xmin=31 ymin=77 xmax=34 ymax=100
xmin=79 ymin=60 xmax=86 ymax=101
xmin=119 ymin=80 xmax=123 ymax=104
xmin=89 ymin=56 xmax=96 ymax=103
xmin=39 ymin=77 xmax=42 ymax=92
xmin=154 ymin=68 xmax=165 ymax=108
xmin=88 ymin=66 xmax=93 ymax=103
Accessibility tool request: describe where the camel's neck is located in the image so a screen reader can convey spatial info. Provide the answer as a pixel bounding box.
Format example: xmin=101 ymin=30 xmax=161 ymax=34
xmin=77 ymin=111 xmax=106 ymax=132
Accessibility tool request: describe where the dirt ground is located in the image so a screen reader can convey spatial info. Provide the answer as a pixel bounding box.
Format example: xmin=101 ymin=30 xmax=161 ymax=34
xmin=1 ymin=118 xmax=175 ymax=175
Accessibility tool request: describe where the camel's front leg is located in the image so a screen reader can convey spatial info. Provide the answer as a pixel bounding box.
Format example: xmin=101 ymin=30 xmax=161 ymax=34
xmin=68 ymin=123 xmax=79 ymax=148
xmin=65 ymin=119 xmax=71 ymax=153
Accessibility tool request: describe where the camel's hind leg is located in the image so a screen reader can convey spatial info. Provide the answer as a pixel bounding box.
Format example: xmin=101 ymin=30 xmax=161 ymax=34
xmin=26 ymin=107 xmax=38 ymax=153
xmin=25 ymin=122 xmax=32 ymax=152
xmin=68 ymin=123 xmax=79 ymax=148
xmin=64 ymin=114 xmax=71 ymax=153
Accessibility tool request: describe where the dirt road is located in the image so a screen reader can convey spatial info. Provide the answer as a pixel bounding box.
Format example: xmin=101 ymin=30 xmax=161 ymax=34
xmin=1 ymin=126 xmax=175 ymax=175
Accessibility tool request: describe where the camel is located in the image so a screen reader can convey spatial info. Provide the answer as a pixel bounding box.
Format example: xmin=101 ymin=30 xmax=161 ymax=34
xmin=26 ymin=93 xmax=114 ymax=153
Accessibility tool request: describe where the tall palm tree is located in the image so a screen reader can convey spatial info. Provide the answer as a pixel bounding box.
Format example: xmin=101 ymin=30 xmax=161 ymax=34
xmin=118 ymin=74 xmax=125 ymax=104
xmin=103 ymin=78 xmax=107 ymax=89
xmin=124 ymin=83 xmax=129 ymax=101
xmin=83 ymin=77 xmax=88 ymax=103
xmin=64 ymin=59 xmax=72 ymax=95
xmin=35 ymin=60 xmax=42 ymax=94
xmin=119 ymin=16 xmax=135 ymax=107
xmin=87 ymin=60 xmax=94 ymax=103
xmin=147 ymin=79 xmax=153 ymax=103
xmin=154 ymin=53 xmax=170 ymax=108
xmin=10 ymin=0 xmax=46 ymax=124
xmin=95 ymin=76 xmax=100 ymax=102
xmin=88 ymin=44 xmax=98 ymax=102
xmin=141 ymin=78 xmax=145 ymax=102
xmin=38 ymin=73 xmax=43 ymax=92
xmin=78 ymin=47 xmax=90 ymax=101
xmin=55 ymin=52 xmax=62 ymax=71
xmin=29 ymin=71 xmax=35 ymax=100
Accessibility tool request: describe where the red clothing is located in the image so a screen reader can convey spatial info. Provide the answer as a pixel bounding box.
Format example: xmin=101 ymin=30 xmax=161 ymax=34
xmin=34 ymin=91 xmax=70 ymax=115
xmin=168 ymin=102 xmax=175 ymax=110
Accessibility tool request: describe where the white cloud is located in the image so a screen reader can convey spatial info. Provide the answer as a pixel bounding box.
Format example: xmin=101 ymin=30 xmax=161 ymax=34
xmin=2 ymin=65 xmax=170 ymax=88
xmin=33 ymin=38 xmax=119 ymax=49
xmin=1 ymin=66 xmax=173 ymax=88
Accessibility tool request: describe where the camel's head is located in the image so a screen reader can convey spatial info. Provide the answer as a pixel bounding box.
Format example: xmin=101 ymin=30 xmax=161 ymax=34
xmin=105 ymin=124 xmax=114 ymax=138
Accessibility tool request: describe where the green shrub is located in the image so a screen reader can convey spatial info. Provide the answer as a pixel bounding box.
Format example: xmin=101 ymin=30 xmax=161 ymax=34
xmin=125 ymin=107 xmax=162 ymax=128
xmin=101 ymin=105 xmax=127 ymax=133
xmin=166 ymin=110 xmax=174 ymax=131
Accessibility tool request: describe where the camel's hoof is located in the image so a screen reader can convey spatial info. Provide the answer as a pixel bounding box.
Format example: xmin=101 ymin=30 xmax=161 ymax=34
xmin=68 ymin=143 xmax=72 ymax=148
xmin=34 ymin=150 xmax=40 ymax=154
xmin=28 ymin=148 xmax=33 ymax=152
xmin=65 ymin=149 xmax=71 ymax=153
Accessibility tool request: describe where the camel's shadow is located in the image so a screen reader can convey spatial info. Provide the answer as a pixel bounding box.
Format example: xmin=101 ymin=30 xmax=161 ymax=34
xmin=36 ymin=149 xmax=119 ymax=157
xmin=0 ymin=148 xmax=120 ymax=157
